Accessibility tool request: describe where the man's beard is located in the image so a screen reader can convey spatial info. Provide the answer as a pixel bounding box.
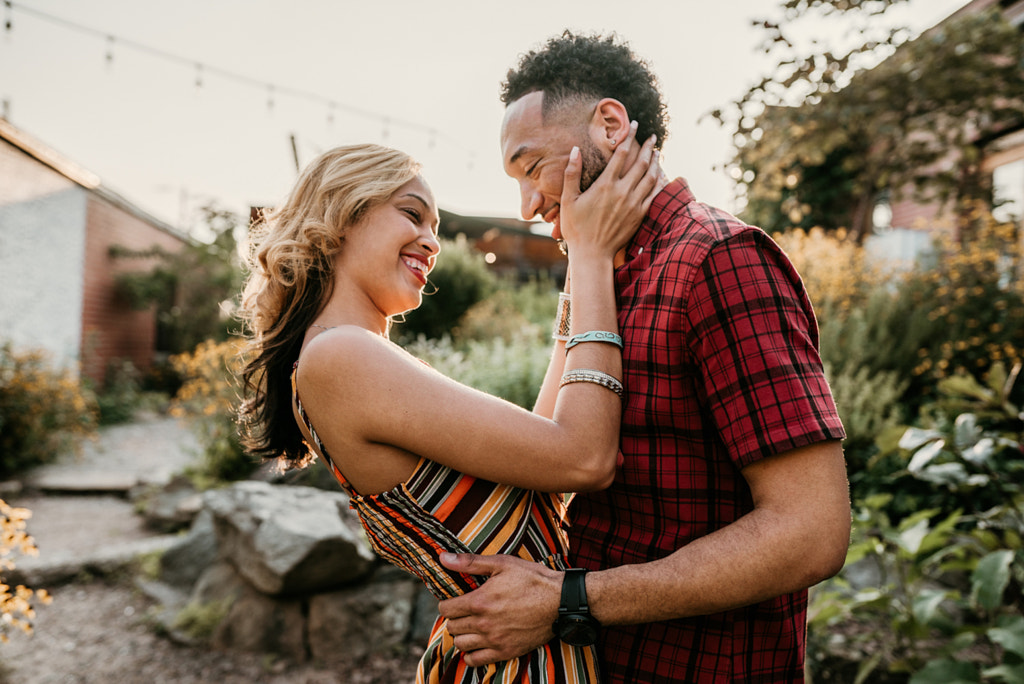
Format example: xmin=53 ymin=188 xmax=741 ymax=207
xmin=578 ymin=137 xmax=609 ymax=192
xmin=556 ymin=137 xmax=611 ymax=256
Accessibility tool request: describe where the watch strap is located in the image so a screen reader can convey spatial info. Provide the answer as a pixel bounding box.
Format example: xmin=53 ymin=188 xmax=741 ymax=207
xmin=560 ymin=568 xmax=589 ymax=615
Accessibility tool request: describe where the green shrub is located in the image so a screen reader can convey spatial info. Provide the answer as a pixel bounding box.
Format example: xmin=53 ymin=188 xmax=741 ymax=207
xmin=808 ymin=364 xmax=1024 ymax=683
xmin=0 ymin=343 xmax=97 ymax=476
xmin=888 ymin=214 xmax=1023 ymax=411
xmin=95 ymin=358 xmax=142 ymax=425
xmin=170 ymin=338 xmax=255 ymax=483
xmin=403 ymin=332 xmax=552 ymax=410
xmin=825 ymin=361 xmax=907 ymax=464
xmin=453 ymin=276 xmax=559 ymax=345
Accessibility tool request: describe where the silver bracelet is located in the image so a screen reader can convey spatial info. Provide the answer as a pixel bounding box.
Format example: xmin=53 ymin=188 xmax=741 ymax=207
xmin=552 ymin=292 xmax=571 ymax=341
xmin=559 ymin=369 xmax=624 ymax=398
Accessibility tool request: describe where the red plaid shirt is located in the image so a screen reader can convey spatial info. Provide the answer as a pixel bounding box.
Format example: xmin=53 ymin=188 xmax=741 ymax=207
xmin=568 ymin=179 xmax=846 ymax=683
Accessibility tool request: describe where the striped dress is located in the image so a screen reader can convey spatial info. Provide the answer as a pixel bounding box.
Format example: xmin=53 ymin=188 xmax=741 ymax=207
xmin=292 ymin=371 xmax=601 ymax=683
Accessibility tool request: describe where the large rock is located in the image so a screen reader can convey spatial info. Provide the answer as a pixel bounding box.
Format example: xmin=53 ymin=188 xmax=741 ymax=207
xmin=133 ymin=474 xmax=203 ymax=533
xmin=204 ymin=481 xmax=375 ymax=595
xmin=308 ymin=577 xmax=419 ymax=664
xmin=160 ymin=508 xmax=218 ymax=588
xmin=211 ymin=582 xmax=307 ymax=660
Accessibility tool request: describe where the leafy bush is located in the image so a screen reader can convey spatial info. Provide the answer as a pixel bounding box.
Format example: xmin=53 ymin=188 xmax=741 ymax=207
xmin=0 ymin=343 xmax=97 ymax=476
xmin=825 ymin=361 xmax=907 ymax=460
xmin=773 ymin=227 xmax=890 ymax=318
xmin=403 ymin=332 xmax=552 ymax=410
xmin=170 ymin=338 xmax=255 ymax=484
xmin=95 ymin=359 xmax=142 ymax=425
xmin=808 ymin=364 xmax=1024 ymax=683
xmin=896 ymin=212 xmax=1024 ymax=408
xmin=0 ymin=499 xmax=52 ymax=642
xmin=453 ymin=275 xmax=560 ymax=343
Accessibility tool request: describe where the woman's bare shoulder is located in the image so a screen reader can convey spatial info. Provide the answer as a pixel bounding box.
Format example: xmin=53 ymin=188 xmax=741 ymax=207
xmin=297 ymin=325 xmax=417 ymax=389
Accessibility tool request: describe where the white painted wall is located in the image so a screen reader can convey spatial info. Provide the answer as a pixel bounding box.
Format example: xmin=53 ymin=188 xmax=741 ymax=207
xmin=0 ymin=143 xmax=87 ymax=371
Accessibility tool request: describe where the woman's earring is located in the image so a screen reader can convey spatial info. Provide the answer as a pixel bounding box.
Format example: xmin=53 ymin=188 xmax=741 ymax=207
xmin=422 ymin=277 xmax=439 ymax=296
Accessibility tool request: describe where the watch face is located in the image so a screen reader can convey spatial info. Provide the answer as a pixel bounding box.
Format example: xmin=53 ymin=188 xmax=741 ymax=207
xmin=556 ymin=615 xmax=599 ymax=647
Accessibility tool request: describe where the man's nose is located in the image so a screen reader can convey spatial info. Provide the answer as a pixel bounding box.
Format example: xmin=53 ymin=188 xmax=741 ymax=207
xmin=519 ymin=182 xmax=543 ymax=221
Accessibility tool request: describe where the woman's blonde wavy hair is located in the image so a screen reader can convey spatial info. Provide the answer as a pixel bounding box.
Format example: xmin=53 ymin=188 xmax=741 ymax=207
xmin=238 ymin=144 xmax=421 ymax=464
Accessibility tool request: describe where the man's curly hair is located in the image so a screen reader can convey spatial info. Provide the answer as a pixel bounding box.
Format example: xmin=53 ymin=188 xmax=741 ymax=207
xmin=501 ymin=31 xmax=669 ymax=149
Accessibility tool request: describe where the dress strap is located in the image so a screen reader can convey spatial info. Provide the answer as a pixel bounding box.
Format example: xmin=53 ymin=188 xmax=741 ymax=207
xmin=290 ymin=363 xmax=357 ymax=496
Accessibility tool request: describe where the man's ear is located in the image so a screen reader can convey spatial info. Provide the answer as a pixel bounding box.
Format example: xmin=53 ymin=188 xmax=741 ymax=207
xmin=588 ymin=98 xmax=630 ymax=153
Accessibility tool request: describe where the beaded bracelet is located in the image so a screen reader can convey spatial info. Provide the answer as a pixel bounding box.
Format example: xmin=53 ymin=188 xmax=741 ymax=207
xmin=552 ymin=292 xmax=571 ymax=341
xmin=565 ymin=331 xmax=624 ymax=351
xmin=559 ymin=369 xmax=624 ymax=398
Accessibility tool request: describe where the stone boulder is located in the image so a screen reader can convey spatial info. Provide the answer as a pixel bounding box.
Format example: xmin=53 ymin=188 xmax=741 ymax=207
xmin=308 ymin=576 xmax=420 ymax=664
xmin=204 ymin=481 xmax=375 ymax=595
xmin=159 ymin=508 xmax=219 ymax=589
xmin=132 ymin=474 xmax=203 ymax=533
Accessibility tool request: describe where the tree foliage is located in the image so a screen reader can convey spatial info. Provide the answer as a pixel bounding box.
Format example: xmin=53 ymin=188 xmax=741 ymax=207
xmin=713 ymin=0 xmax=1024 ymax=238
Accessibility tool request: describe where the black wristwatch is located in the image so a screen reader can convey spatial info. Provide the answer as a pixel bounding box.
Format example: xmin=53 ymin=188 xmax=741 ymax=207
xmin=552 ymin=568 xmax=601 ymax=646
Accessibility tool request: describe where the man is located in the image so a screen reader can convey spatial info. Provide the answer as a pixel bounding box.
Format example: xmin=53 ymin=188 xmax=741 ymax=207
xmin=440 ymin=32 xmax=850 ymax=683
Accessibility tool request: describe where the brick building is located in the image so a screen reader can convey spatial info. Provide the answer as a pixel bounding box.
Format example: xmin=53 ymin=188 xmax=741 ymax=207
xmin=0 ymin=118 xmax=188 ymax=387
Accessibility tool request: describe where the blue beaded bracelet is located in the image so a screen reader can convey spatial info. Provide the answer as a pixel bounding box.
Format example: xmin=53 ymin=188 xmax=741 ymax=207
xmin=565 ymin=331 xmax=624 ymax=351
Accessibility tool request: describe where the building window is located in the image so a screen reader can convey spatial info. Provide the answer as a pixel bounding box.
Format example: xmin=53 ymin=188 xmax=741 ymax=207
xmin=993 ymin=159 xmax=1024 ymax=224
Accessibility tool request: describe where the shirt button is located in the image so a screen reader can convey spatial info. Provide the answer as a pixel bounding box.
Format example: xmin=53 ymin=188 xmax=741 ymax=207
xmin=638 ymin=247 xmax=644 ymax=254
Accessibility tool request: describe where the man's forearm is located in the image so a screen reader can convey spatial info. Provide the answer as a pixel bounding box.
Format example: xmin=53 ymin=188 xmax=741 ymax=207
xmin=586 ymin=441 xmax=850 ymax=625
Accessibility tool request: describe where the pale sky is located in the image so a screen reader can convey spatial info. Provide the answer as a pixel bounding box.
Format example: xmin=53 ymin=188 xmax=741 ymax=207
xmin=1 ymin=0 xmax=969 ymax=233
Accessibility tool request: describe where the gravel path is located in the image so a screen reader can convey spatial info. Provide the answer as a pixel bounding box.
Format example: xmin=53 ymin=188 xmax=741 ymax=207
xmin=0 ymin=415 xmax=422 ymax=683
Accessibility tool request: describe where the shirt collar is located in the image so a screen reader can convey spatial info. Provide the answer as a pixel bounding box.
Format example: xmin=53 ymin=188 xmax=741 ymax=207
xmin=623 ymin=177 xmax=694 ymax=262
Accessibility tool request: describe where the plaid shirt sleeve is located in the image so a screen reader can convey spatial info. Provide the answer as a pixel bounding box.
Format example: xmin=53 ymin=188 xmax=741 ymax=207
xmin=686 ymin=229 xmax=844 ymax=470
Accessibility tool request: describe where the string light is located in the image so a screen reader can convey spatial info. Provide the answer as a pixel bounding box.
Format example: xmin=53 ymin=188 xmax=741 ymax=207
xmin=3 ymin=0 xmax=474 ymax=162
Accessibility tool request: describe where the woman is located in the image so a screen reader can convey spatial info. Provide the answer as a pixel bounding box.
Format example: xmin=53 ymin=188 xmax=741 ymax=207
xmin=238 ymin=130 xmax=657 ymax=682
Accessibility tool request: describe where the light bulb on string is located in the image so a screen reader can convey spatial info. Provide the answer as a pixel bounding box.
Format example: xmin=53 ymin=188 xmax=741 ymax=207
xmin=327 ymin=103 xmax=335 ymax=127
xmin=105 ymin=35 xmax=115 ymax=67
xmin=194 ymin=63 xmax=203 ymax=88
xmin=267 ymin=84 xmax=275 ymax=111
xmin=4 ymin=1 xmax=12 ymax=33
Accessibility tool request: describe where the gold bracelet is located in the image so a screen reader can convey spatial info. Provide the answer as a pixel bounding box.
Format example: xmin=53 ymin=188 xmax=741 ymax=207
xmin=552 ymin=292 xmax=571 ymax=341
xmin=559 ymin=368 xmax=624 ymax=398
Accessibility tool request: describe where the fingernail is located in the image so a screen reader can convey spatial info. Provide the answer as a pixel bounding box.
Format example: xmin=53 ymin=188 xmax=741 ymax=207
xmin=440 ymin=552 xmax=455 ymax=563
xmin=630 ymin=120 xmax=638 ymax=129
xmin=569 ymin=146 xmax=579 ymax=160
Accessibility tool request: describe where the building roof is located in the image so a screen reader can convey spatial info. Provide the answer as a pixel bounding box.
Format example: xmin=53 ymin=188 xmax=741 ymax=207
xmin=0 ymin=117 xmax=188 ymax=242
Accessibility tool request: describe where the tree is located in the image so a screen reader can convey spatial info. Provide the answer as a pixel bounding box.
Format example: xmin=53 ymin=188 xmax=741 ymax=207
xmin=712 ymin=1 xmax=1024 ymax=239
